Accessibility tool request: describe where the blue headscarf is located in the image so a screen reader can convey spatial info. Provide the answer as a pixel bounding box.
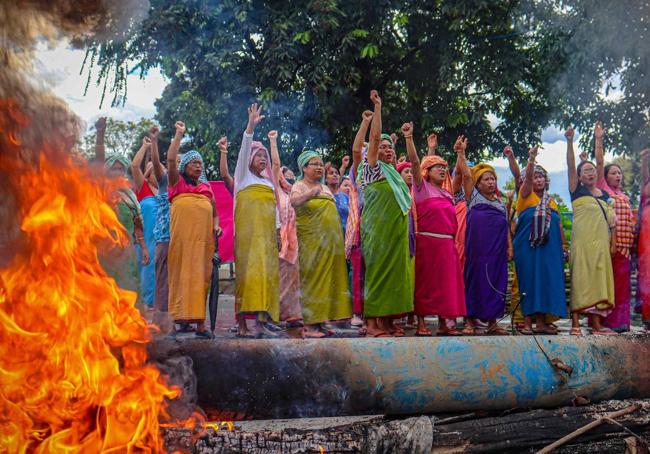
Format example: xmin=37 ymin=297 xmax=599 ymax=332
xmin=179 ymin=150 xmax=207 ymax=183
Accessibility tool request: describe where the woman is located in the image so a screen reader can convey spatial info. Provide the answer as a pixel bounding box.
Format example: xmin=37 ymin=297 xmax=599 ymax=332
xmin=460 ymin=149 xmax=512 ymax=335
xmin=167 ymin=121 xmax=220 ymax=338
xmin=233 ymin=103 xmax=280 ymax=337
xmin=358 ymin=90 xmax=414 ymax=337
xmin=403 ymin=123 xmax=467 ymax=336
xmin=639 ymin=149 xmax=650 ymax=327
xmin=565 ymin=126 xmax=616 ymax=335
xmin=593 ymin=122 xmax=635 ymax=332
xmin=347 ymin=111 xmax=373 ymax=331
xmin=94 ymin=117 xmax=149 ymax=309
xmin=268 ymin=131 xmax=302 ymax=326
xmin=291 ymin=150 xmax=352 ymax=337
xmin=513 ymin=147 xmax=567 ymax=334
xmin=131 ymin=137 xmax=158 ymax=309
xmin=325 ymin=163 xmax=350 ymax=234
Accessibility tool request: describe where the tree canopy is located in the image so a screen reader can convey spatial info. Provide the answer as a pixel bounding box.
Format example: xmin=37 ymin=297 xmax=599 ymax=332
xmin=83 ymin=0 xmax=650 ymax=178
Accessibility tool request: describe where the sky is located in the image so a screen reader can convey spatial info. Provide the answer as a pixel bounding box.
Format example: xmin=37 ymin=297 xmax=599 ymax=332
xmin=35 ymin=40 xmax=593 ymax=202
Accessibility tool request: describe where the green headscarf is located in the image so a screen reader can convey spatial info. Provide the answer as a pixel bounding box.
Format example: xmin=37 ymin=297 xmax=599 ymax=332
xmin=297 ymin=149 xmax=321 ymax=180
xmin=380 ymin=133 xmax=394 ymax=147
xmin=104 ymin=153 xmax=131 ymax=174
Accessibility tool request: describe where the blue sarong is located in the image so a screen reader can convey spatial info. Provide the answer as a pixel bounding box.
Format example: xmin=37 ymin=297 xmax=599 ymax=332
xmin=513 ymin=207 xmax=567 ymax=317
xmin=137 ymin=195 xmax=157 ymax=306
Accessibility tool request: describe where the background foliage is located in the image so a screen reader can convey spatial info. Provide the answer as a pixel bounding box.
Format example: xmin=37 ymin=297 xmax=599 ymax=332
xmin=83 ymin=0 xmax=650 ymax=179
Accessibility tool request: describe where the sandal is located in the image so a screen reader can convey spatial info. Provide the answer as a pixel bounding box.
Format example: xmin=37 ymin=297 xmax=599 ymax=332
xmin=592 ymin=328 xmax=618 ymax=336
xmin=195 ymin=330 xmax=213 ymax=339
xmin=460 ymin=326 xmax=476 ymax=335
xmin=518 ymin=327 xmax=533 ymax=335
xmin=371 ymin=331 xmax=392 ymax=338
xmin=357 ymin=327 xmax=368 ymax=336
xmin=487 ymin=324 xmax=510 ymax=335
xmin=236 ymin=333 xmax=255 ymax=339
xmin=437 ymin=328 xmax=463 ymax=336
xmin=533 ymin=326 xmax=558 ymax=335
xmin=570 ymin=327 xmax=583 ymax=337
xmin=319 ymin=327 xmax=335 ymax=337
xmin=302 ymin=329 xmax=326 ymax=339
xmin=391 ymin=328 xmax=406 ymax=337
xmin=415 ymin=329 xmax=432 ymax=337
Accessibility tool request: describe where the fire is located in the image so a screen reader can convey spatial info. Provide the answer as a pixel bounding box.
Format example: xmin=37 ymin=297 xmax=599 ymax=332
xmin=0 ymin=101 xmax=180 ymax=452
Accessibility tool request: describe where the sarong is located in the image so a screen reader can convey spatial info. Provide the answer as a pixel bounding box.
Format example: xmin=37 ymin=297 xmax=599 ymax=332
xmin=279 ymin=258 xmax=301 ymax=320
xmin=513 ymin=207 xmax=567 ymax=318
xmin=464 ymin=204 xmax=508 ymax=320
xmin=100 ymin=201 xmax=141 ymax=307
xmin=136 ymin=195 xmax=157 ymax=306
xmin=570 ymin=197 xmax=614 ymax=313
xmin=414 ymin=196 xmax=465 ymax=317
xmin=604 ymin=253 xmax=631 ymax=330
xmin=234 ymin=185 xmax=280 ymax=321
xmin=361 ymin=179 xmax=414 ymax=318
xmin=154 ymin=241 xmax=169 ymax=313
xmin=295 ymin=197 xmax=351 ymax=324
xmin=168 ymin=193 xmax=214 ymax=322
xmin=350 ymin=246 xmax=365 ymax=314
xmin=455 ymin=200 xmax=467 ymax=269
xmin=639 ymin=200 xmax=650 ymax=322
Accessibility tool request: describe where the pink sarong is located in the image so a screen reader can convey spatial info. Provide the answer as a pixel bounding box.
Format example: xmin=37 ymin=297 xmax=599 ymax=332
xmin=413 ymin=183 xmax=466 ymax=317
xmin=604 ymin=252 xmax=631 ymax=330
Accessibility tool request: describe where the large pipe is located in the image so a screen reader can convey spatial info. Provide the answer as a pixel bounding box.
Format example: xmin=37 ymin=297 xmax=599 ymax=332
xmin=149 ymin=335 xmax=650 ymax=419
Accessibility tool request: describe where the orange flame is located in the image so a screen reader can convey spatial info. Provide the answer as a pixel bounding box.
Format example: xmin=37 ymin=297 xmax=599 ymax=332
xmin=0 ymin=101 xmax=181 ymax=452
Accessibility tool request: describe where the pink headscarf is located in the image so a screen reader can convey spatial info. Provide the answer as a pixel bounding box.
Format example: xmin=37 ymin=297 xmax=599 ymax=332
xmin=396 ymin=161 xmax=411 ymax=174
xmin=250 ymin=141 xmax=273 ymax=181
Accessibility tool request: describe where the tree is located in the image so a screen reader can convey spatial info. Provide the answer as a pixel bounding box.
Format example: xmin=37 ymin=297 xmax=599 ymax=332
xmin=80 ymin=117 xmax=158 ymax=159
xmin=82 ymin=1 xmax=650 ymax=178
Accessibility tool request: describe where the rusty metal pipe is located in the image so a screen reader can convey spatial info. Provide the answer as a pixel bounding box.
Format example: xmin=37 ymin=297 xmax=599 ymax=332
xmin=149 ymin=335 xmax=650 ymax=419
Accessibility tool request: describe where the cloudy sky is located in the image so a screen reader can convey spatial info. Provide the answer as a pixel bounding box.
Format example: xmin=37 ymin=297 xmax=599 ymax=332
xmin=36 ymin=40 xmax=589 ymax=202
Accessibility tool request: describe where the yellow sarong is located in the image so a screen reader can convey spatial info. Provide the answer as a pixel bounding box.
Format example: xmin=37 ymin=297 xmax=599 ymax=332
xmin=570 ymin=196 xmax=615 ymax=312
xmin=168 ymin=193 xmax=214 ymax=322
xmin=235 ymin=185 xmax=280 ymax=320
xmin=295 ymin=196 xmax=351 ymax=324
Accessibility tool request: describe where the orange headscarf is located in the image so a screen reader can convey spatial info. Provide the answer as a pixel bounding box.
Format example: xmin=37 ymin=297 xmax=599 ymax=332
xmin=421 ymin=155 xmax=453 ymax=193
xmin=470 ymin=163 xmax=496 ymax=186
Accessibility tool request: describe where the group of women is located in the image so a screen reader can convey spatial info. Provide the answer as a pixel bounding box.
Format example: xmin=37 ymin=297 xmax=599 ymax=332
xmin=96 ymin=89 xmax=650 ymax=338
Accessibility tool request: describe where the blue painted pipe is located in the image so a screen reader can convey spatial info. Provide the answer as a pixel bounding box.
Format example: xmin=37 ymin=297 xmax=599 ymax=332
xmin=150 ymin=335 xmax=650 ymax=419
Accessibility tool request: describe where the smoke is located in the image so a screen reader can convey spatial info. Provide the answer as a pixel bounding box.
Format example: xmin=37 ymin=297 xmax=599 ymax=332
xmin=0 ymin=0 xmax=149 ymax=262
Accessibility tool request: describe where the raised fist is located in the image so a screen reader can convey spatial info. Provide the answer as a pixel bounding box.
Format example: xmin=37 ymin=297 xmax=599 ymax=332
xmin=503 ymin=145 xmax=513 ymax=157
xmin=564 ymin=126 xmax=575 ymax=141
xmin=175 ymin=121 xmax=186 ymax=134
xmin=267 ymin=130 xmax=278 ymax=140
xmin=370 ymin=90 xmax=381 ymax=106
xmin=400 ymin=122 xmax=413 ymax=136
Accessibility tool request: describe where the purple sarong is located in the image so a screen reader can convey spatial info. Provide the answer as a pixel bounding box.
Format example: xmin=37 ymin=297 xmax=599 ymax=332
xmin=464 ymin=203 xmax=508 ymax=320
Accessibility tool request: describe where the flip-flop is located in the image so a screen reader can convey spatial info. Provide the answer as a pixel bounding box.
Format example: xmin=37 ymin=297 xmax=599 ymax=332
xmin=372 ymin=331 xmax=392 ymax=338
xmin=415 ymin=330 xmax=432 ymax=337
xmin=533 ymin=326 xmax=558 ymax=335
xmin=570 ymin=327 xmax=583 ymax=337
xmin=236 ymin=332 xmax=255 ymax=339
xmin=437 ymin=329 xmax=463 ymax=336
xmin=460 ymin=326 xmax=476 ymax=335
xmin=195 ymin=330 xmax=213 ymax=339
xmin=592 ymin=329 xmax=618 ymax=336
xmin=357 ymin=327 xmax=368 ymax=336
xmin=518 ymin=327 xmax=533 ymax=335
xmin=264 ymin=322 xmax=284 ymax=332
xmin=487 ymin=327 xmax=510 ymax=336
xmin=391 ymin=329 xmax=405 ymax=337
xmin=302 ymin=329 xmax=326 ymax=339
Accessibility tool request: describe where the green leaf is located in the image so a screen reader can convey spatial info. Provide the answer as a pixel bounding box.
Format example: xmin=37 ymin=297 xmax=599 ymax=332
xmin=350 ymin=28 xmax=369 ymax=38
xmin=360 ymin=43 xmax=378 ymax=58
xmin=293 ymin=31 xmax=311 ymax=44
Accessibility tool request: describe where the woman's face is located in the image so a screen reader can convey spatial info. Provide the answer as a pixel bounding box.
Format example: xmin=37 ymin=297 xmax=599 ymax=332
xmin=340 ymin=179 xmax=352 ymax=195
xmin=250 ymin=149 xmax=268 ymax=176
xmin=400 ymin=167 xmax=413 ymax=186
xmin=326 ymin=167 xmax=340 ymax=186
xmin=303 ymin=157 xmax=324 ymax=181
xmin=427 ymin=164 xmax=448 ymax=186
xmin=283 ymin=168 xmax=296 ymax=181
xmin=477 ymin=171 xmax=497 ymax=196
xmin=378 ymin=139 xmax=395 ymax=164
xmin=109 ymin=161 xmax=126 ymax=177
xmin=185 ymin=159 xmax=203 ymax=181
xmin=532 ymin=172 xmax=547 ymax=192
xmin=606 ymin=165 xmax=623 ymax=189
xmin=578 ymin=162 xmax=598 ymax=187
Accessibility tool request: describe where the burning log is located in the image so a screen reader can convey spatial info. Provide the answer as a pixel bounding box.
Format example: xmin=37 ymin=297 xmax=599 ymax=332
xmin=161 ymin=399 xmax=650 ymax=453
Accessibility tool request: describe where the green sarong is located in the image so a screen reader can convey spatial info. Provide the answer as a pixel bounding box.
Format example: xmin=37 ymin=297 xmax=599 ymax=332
xmin=361 ymin=179 xmax=414 ymax=317
xmin=295 ymin=196 xmax=352 ymax=324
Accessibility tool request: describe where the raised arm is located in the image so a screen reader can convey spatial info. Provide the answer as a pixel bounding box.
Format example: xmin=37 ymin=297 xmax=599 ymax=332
xmin=565 ymin=126 xmax=578 ymax=193
xmin=402 ymin=122 xmax=422 ymax=187
xmin=642 ymin=148 xmax=650 ymax=187
xmin=367 ymin=90 xmax=382 ymax=167
xmin=131 ymin=137 xmax=151 ymax=190
xmin=167 ymin=121 xmax=185 ymax=187
xmin=454 ymin=135 xmax=473 ymax=198
xmin=451 ymin=160 xmax=463 ymax=195
xmin=94 ymin=117 xmax=107 ymax=164
xmin=594 ymin=121 xmax=605 ymax=181
xmin=268 ymin=130 xmax=281 ymax=187
xmin=217 ymin=136 xmax=233 ymax=190
xmin=503 ymin=146 xmax=521 ymax=190
xmin=352 ymin=110 xmax=373 ymax=171
xmin=340 ymin=155 xmax=350 ymax=177
xmin=149 ymin=126 xmax=164 ymax=181
xmin=234 ymin=103 xmax=264 ymax=186
xmin=427 ymin=133 xmax=438 ymax=156
xmin=519 ymin=146 xmax=539 ymax=199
